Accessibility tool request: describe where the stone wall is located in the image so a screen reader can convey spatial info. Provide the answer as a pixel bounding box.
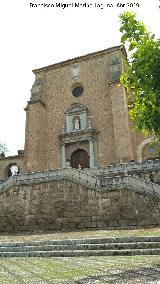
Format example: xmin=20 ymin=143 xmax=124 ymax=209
xmin=110 ymin=83 xmax=133 ymax=162
xmin=0 ymin=175 xmax=159 ymax=233
xmin=24 ymin=100 xmax=47 ymax=171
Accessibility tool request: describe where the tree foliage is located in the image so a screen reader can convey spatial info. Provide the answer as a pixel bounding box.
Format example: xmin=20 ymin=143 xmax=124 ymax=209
xmin=0 ymin=141 xmax=8 ymax=156
xmin=119 ymin=12 xmax=160 ymax=139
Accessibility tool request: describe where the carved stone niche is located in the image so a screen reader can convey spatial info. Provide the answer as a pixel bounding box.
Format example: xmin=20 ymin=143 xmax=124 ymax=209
xmin=64 ymin=103 xmax=89 ymax=133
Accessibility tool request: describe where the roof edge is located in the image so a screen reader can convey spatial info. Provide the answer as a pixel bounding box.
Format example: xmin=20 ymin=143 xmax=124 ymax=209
xmin=32 ymin=45 xmax=126 ymax=74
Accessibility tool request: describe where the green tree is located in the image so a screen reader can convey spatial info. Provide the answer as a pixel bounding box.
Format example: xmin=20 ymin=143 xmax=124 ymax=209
xmin=0 ymin=141 xmax=8 ymax=157
xmin=119 ymin=11 xmax=160 ymax=140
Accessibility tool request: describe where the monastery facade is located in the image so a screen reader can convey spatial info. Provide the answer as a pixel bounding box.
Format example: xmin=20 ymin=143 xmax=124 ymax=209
xmin=0 ymin=46 xmax=160 ymax=233
xmin=0 ymin=46 xmax=158 ymax=179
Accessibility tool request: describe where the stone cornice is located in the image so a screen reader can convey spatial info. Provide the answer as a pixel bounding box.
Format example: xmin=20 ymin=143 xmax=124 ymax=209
xmin=59 ymin=128 xmax=99 ymax=144
xmin=24 ymin=99 xmax=46 ymax=111
xmin=0 ymin=154 xmax=24 ymax=161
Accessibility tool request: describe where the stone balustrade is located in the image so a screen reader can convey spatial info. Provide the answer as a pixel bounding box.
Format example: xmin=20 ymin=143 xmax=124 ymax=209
xmin=0 ymin=168 xmax=100 ymax=191
xmin=100 ymin=175 xmax=160 ymax=198
xmin=0 ymin=167 xmax=160 ymax=199
xmin=128 ymin=176 xmax=160 ymax=197
xmin=84 ymin=159 xmax=160 ymax=176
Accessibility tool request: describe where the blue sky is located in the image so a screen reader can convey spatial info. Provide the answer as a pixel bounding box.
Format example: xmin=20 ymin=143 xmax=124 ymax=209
xmin=0 ymin=0 xmax=160 ymax=155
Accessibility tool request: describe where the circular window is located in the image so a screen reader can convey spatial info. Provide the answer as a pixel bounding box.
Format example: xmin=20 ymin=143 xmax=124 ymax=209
xmin=72 ymin=86 xmax=84 ymax=97
xmin=148 ymin=146 xmax=156 ymax=154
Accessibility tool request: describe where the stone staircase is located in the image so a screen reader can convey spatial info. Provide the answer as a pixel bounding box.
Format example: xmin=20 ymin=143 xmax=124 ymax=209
xmin=0 ymin=237 xmax=160 ymax=257
xmin=1 ymin=167 xmax=160 ymax=199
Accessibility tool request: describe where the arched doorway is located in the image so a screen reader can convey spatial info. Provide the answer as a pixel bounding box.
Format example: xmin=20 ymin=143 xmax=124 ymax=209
xmin=71 ymin=149 xmax=89 ymax=169
xmin=5 ymin=163 xmax=20 ymax=178
xmin=137 ymin=138 xmax=160 ymax=161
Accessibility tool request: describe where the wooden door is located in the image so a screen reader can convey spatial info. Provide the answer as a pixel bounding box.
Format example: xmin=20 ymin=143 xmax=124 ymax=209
xmin=71 ymin=149 xmax=89 ymax=169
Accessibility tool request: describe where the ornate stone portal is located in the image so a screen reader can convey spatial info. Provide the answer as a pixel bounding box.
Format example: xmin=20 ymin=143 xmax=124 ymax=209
xmin=59 ymin=103 xmax=99 ymax=168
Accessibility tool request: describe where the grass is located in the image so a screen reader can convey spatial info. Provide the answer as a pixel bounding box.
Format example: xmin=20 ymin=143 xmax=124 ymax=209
xmin=0 ymin=228 xmax=159 ymax=283
xmin=0 ymin=227 xmax=159 ymax=243
xmin=0 ymin=256 xmax=160 ymax=283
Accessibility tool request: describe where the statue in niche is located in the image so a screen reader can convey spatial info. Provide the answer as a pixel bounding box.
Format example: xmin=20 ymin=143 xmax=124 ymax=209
xmin=66 ymin=161 xmax=71 ymax=168
xmin=78 ymin=164 xmax=81 ymax=170
xmin=73 ymin=116 xmax=80 ymax=130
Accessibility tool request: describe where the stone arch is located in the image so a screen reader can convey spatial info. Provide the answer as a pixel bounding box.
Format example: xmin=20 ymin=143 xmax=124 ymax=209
xmin=70 ymin=148 xmax=89 ymax=169
xmin=4 ymin=163 xmax=20 ymax=178
xmin=137 ymin=137 xmax=154 ymax=161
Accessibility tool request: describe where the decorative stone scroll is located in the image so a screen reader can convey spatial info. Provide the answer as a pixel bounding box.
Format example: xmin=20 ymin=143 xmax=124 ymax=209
xmin=30 ymin=76 xmax=43 ymax=101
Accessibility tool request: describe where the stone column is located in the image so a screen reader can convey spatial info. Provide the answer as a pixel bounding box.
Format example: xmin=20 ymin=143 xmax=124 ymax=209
xmin=89 ymin=139 xmax=95 ymax=168
xmin=61 ymin=143 xmax=66 ymax=168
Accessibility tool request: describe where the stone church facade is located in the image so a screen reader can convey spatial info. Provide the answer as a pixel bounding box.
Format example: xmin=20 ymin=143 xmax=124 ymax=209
xmin=1 ymin=45 xmax=158 ymax=179
xmin=0 ymin=46 xmax=160 ymax=232
xmin=25 ymin=45 xmax=134 ymax=172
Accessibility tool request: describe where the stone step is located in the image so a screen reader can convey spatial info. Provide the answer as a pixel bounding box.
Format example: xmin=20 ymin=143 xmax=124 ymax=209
xmin=0 ymin=242 xmax=160 ymax=252
xmin=0 ymin=248 xmax=160 ymax=258
xmin=0 ymin=236 xmax=160 ymax=247
xmin=0 ymin=237 xmax=160 ymax=257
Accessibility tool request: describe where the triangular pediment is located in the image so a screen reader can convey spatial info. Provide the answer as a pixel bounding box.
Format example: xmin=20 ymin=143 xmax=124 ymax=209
xmin=65 ymin=103 xmax=88 ymax=115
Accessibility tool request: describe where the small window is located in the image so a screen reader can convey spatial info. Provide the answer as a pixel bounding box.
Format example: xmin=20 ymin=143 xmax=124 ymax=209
xmin=72 ymin=86 xmax=84 ymax=97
